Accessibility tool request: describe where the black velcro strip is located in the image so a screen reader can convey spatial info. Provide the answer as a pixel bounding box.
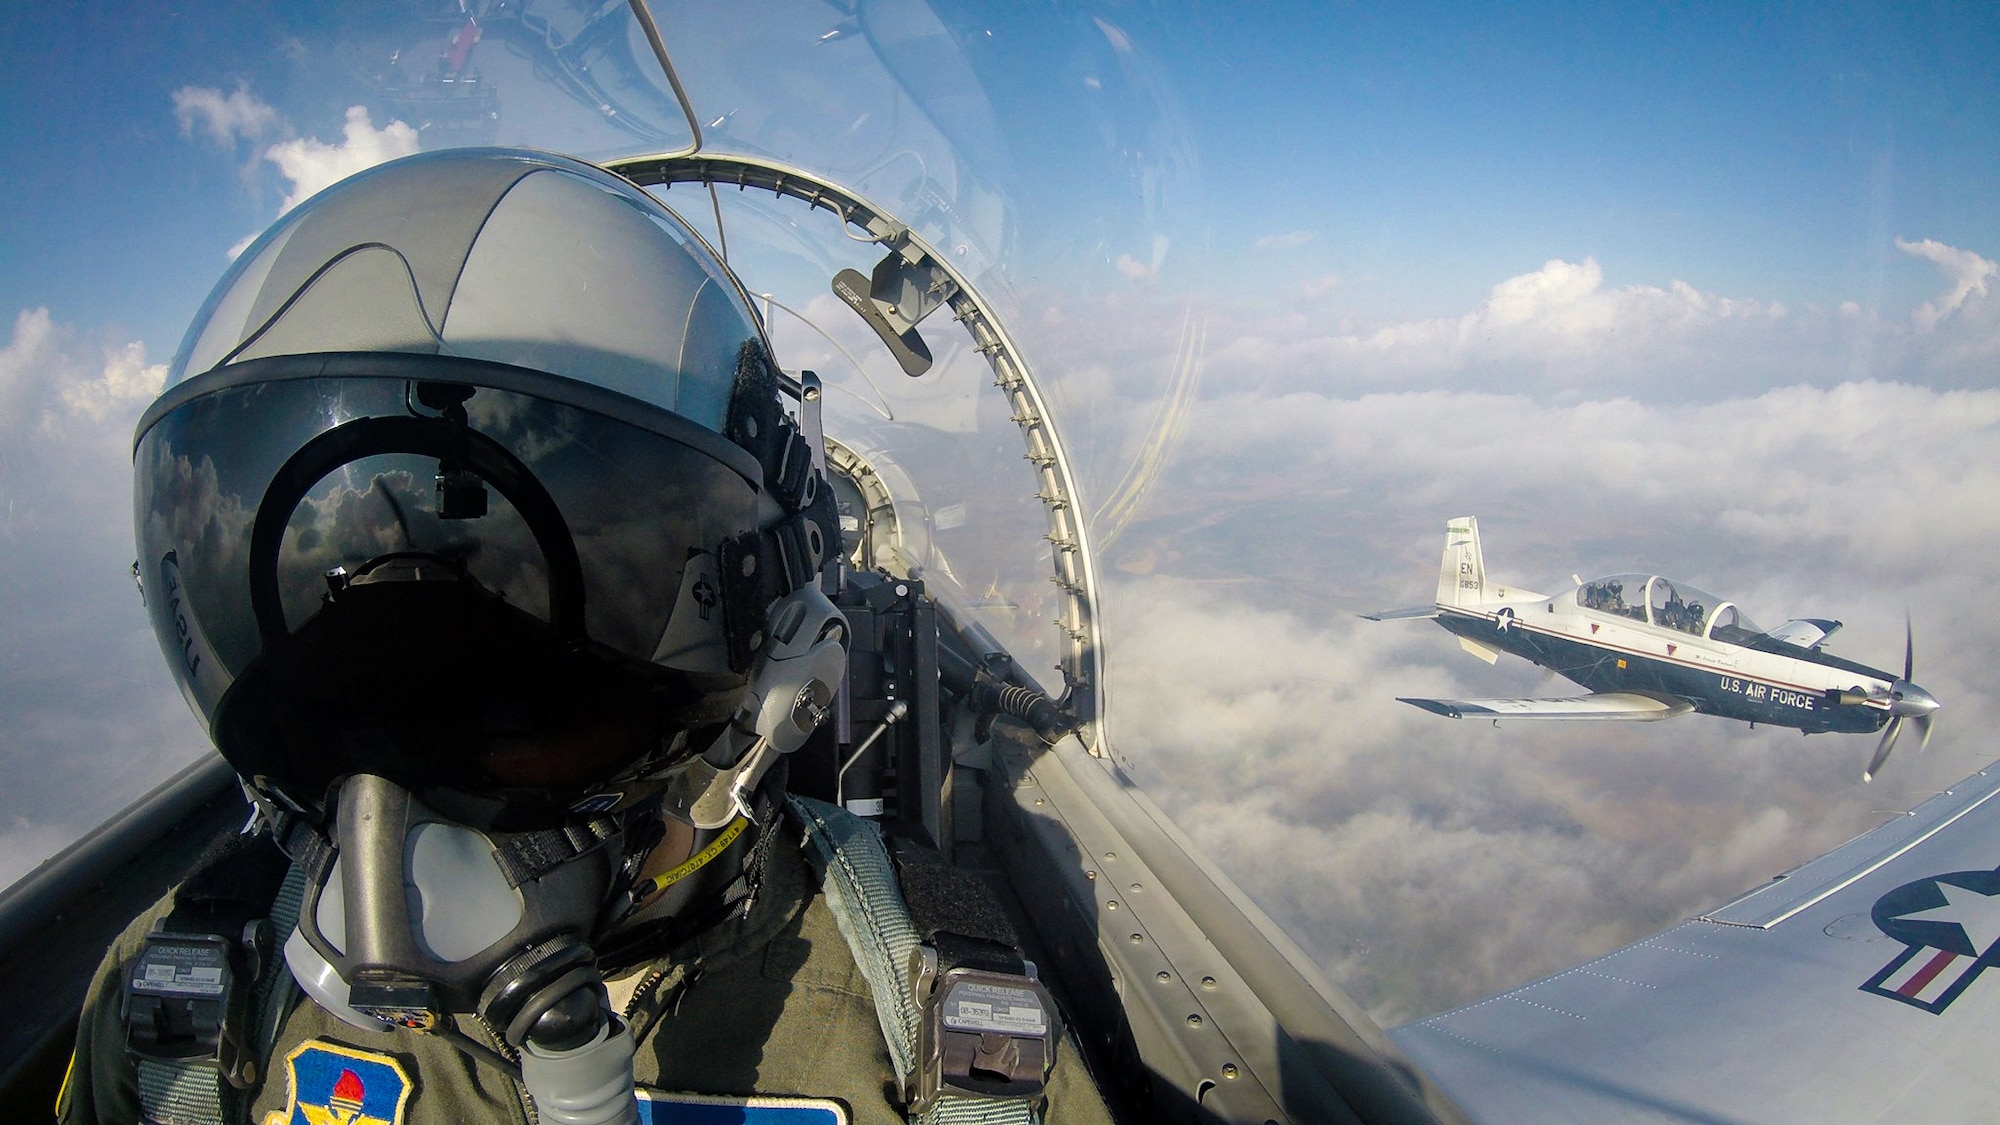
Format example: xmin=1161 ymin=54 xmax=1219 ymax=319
xmin=888 ymin=837 xmax=1021 ymax=951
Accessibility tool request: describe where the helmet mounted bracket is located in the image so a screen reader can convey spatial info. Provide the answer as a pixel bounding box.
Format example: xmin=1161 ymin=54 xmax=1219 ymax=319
xmin=666 ymin=584 xmax=847 ymax=829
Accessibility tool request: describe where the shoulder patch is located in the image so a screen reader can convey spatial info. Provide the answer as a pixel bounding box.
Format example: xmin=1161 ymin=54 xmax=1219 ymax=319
xmin=264 ymin=1040 xmax=413 ymax=1125
xmin=638 ymin=1088 xmax=847 ymax=1123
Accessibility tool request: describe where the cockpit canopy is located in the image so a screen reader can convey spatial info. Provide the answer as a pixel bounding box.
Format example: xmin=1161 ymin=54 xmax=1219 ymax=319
xmin=1575 ymin=574 xmax=1762 ymax=642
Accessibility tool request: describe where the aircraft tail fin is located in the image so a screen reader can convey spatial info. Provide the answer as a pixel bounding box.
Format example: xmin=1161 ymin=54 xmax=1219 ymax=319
xmin=1436 ymin=517 xmax=1486 ymax=608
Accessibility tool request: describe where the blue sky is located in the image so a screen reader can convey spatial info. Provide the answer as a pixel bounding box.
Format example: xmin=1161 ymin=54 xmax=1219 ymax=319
xmin=1136 ymin=2 xmax=2000 ymax=315
xmin=3 ymin=1 xmax=1999 ymax=1022
xmin=7 ymin=3 xmax=1995 ymax=338
xmin=0 ymin=5 xmax=275 ymax=351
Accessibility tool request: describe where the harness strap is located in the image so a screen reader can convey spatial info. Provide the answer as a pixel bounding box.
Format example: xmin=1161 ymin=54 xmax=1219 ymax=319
xmin=256 ymin=864 xmax=307 ymax=1062
xmin=133 ymin=1061 xmax=227 ymax=1125
xmin=785 ymin=796 xmax=1039 ymax=1125
xmin=131 ymin=840 xmax=306 ymax=1125
xmin=491 ymin=815 xmax=620 ymax=888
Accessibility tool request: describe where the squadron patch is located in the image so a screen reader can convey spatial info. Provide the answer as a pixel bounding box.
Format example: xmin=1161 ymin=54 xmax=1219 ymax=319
xmin=264 ymin=1040 xmax=412 ymax=1125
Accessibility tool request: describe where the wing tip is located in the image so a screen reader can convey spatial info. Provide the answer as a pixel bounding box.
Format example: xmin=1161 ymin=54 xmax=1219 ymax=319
xmin=1363 ymin=605 xmax=1442 ymax=622
xmin=1398 ymin=697 xmax=1466 ymax=719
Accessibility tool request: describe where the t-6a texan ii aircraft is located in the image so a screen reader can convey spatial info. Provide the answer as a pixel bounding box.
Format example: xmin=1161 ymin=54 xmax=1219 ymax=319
xmin=1370 ymin=518 xmax=1942 ymax=779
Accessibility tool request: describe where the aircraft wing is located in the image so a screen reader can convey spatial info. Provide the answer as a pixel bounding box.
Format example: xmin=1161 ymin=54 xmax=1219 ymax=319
xmin=1361 ymin=605 xmax=1442 ymax=621
xmin=1397 ymin=692 xmax=1693 ymax=721
xmin=1391 ymin=759 xmax=2000 ymax=1122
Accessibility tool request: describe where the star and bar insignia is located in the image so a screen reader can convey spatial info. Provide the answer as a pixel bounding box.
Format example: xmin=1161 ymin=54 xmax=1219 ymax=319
xmin=1861 ymin=867 xmax=2000 ymax=1014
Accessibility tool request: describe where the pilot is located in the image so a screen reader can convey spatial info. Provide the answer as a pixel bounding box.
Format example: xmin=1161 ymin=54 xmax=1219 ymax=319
xmin=60 ymin=149 xmax=1111 ymax=1125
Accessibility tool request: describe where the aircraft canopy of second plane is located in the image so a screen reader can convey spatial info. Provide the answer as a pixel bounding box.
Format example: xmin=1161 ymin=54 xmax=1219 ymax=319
xmin=1574 ymin=574 xmax=1763 ymax=642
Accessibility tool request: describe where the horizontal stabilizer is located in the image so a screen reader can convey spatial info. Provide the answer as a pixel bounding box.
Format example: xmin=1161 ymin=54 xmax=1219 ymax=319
xmin=1360 ymin=605 xmax=1441 ymax=621
xmin=1398 ymin=692 xmax=1692 ymax=721
xmin=1765 ymin=617 xmax=1842 ymax=650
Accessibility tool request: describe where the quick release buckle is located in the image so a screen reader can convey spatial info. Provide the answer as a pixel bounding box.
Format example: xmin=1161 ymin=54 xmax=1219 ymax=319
xmin=122 ymin=927 xmax=260 ymax=1088
xmin=909 ymin=943 xmax=1054 ymax=1112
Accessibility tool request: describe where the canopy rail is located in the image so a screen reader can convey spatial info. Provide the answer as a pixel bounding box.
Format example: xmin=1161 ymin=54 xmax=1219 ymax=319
xmin=608 ymin=153 xmax=1104 ymax=752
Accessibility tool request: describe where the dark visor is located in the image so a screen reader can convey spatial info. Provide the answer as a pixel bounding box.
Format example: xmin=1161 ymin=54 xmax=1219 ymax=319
xmin=135 ymin=354 xmax=764 ymax=812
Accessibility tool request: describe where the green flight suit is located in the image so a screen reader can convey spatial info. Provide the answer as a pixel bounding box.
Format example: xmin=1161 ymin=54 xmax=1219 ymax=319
xmin=60 ymin=817 xmax=1115 ymax=1124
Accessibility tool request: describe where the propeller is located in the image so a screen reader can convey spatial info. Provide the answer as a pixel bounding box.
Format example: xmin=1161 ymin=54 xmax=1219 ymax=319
xmin=1862 ymin=617 xmax=1942 ymax=782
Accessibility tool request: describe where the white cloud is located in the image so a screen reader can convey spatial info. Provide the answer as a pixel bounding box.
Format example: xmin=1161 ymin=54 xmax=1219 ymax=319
xmin=1092 ymin=16 xmax=1133 ymax=54
xmin=172 ymin=84 xmax=281 ymax=146
xmin=1293 ymin=273 xmax=1343 ymax=301
xmin=1096 ymin=418 xmax=2000 ymax=1021
xmin=0 ymin=308 xmax=169 ymax=431
xmin=59 ymin=339 xmax=167 ymax=422
xmin=1113 ymin=254 xmax=1156 ymax=282
xmin=197 ymin=95 xmax=424 ymax=257
xmin=1184 ymin=255 xmax=1811 ymax=400
xmin=1421 ymin=257 xmax=1783 ymax=358
xmin=264 ymin=105 xmax=421 ymax=215
xmin=1899 ymin=236 xmax=1998 ymax=331
xmin=0 ymin=309 xmax=209 ymax=886
xmin=0 ymin=307 xmax=62 ymax=438
xmin=1253 ymin=230 xmax=1316 ymax=251
xmin=1163 ymin=381 xmax=2000 ymax=585
xmin=1096 ymin=569 xmax=1946 ymax=1023
xmin=1051 ymin=245 xmax=2000 ymax=405
xmin=1114 ymin=233 xmax=1171 ymax=284
xmin=1001 ymin=268 xmax=2000 ymax=1022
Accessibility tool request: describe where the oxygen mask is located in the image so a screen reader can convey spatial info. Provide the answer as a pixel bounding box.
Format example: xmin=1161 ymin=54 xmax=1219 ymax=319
xmin=285 ymin=771 xmax=641 ymax=1122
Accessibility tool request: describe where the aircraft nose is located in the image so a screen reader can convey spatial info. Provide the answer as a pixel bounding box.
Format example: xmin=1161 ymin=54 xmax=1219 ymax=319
xmin=1890 ymin=682 xmax=1941 ymax=718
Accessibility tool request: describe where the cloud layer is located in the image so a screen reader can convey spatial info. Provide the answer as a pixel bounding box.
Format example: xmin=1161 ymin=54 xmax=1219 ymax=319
xmin=1102 ymin=585 xmax=1864 ymax=1023
xmin=0 ymin=309 xmax=207 ymax=889
xmin=1009 ymin=241 xmax=2000 ymax=1023
xmin=1119 ymin=245 xmax=2000 ymax=407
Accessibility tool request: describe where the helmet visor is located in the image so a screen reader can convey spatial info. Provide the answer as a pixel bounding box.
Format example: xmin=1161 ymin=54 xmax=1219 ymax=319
xmin=135 ymin=355 xmax=765 ymax=811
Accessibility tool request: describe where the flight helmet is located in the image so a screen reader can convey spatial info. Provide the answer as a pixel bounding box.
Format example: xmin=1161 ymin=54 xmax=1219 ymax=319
xmin=134 ymin=148 xmax=844 ymax=833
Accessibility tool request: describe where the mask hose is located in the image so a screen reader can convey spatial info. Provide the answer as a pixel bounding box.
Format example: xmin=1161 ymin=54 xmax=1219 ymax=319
xmin=521 ymin=1016 xmax=640 ymax=1125
xmin=470 ymin=889 xmax=640 ymax=1124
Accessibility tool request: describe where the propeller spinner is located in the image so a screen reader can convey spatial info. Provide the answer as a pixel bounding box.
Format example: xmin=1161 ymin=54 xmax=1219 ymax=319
xmin=1862 ymin=619 xmax=1942 ymax=782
